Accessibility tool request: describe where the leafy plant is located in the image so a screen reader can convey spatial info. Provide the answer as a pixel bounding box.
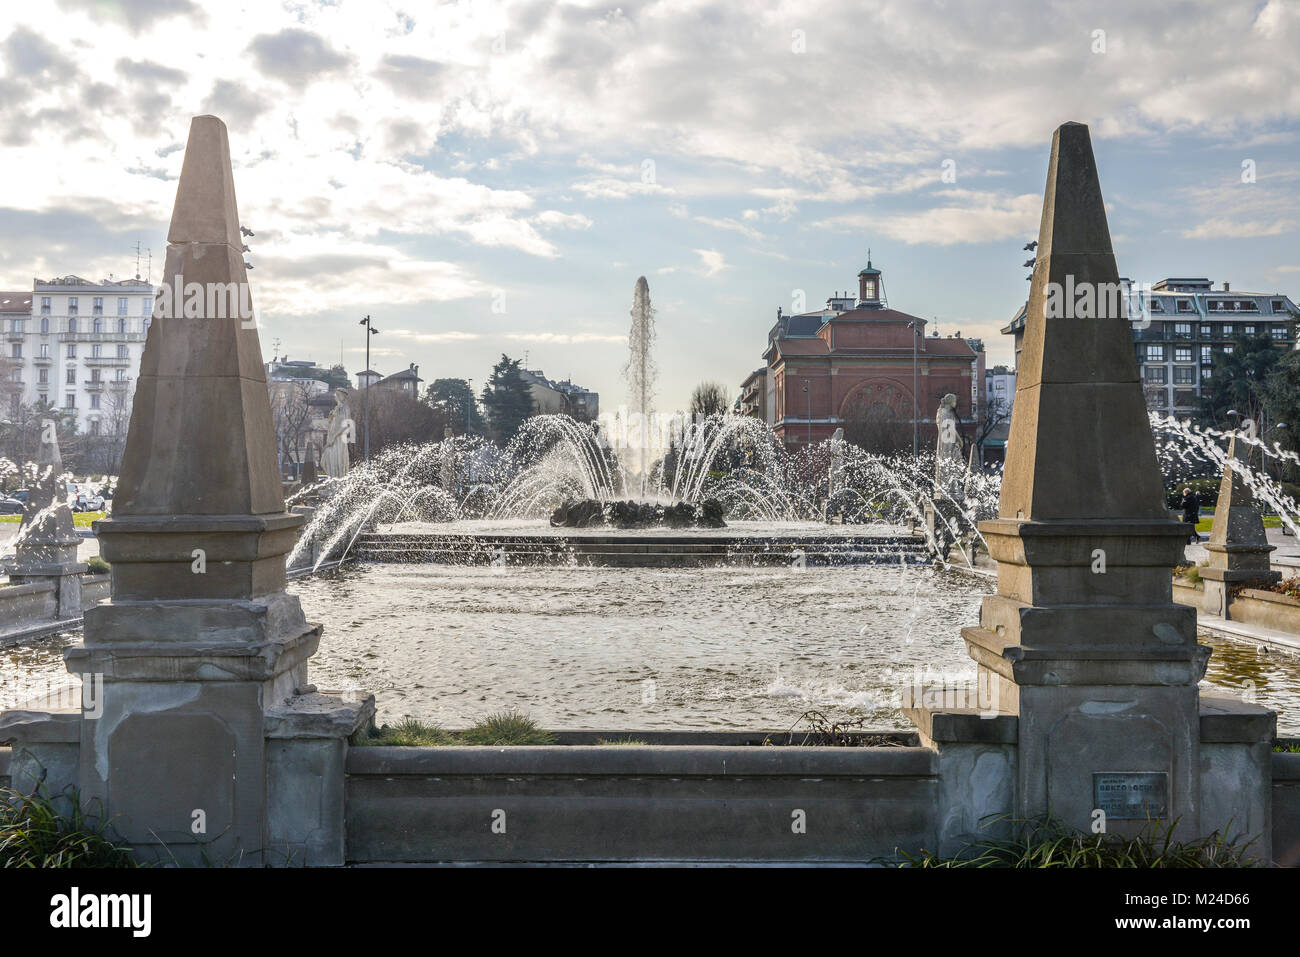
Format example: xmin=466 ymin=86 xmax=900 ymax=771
xmin=899 ymin=815 xmax=1257 ymax=868
xmin=0 ymin=784 xmax=135 ymax=868
xmin=86 ymin=556 xmax=111 ymax=574
xmin=1271 ymin=576 xmax=1300 ymax=599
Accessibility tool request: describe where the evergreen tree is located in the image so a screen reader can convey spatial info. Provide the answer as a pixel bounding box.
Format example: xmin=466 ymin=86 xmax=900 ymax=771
xmin=480 ymin=354 xmax=536 ymax=442
xmin=311 ymin=364 xmax=352 ymax=391
xmin=424 ymin=378 xmax=486 ymax=435
xmin=1198 ymin=333 xmax=1284 ymax=430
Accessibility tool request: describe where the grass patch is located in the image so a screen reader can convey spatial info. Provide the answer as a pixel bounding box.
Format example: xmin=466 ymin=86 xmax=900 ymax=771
xmin=899 ymin=816 xmax=1256 ymax=868
xmin=0 ymin=785 xmax=136 ymax=867
xmin=86 ymin=556 xmax=111 ymax=574
xmin=0 ymin=511 xmax=103 ymax=527
xmin=1274 ymin=741 xmax=1300 ymax=753
xmin=352 ymin=710 xmax=554 ymax=746
xmin=1195 ymin=516 xmax=1282 ymax=533
xmin=354 ymin=718 xmax=456 ymax=746
xmin=460 ymin=709 xmax=555 ymax=746
xmin=594 ymin=737 xmax=651 ymax=746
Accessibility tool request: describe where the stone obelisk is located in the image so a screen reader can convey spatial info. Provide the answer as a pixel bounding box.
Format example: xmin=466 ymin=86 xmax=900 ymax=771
xmin=58 ymin=115 xmax=368 ymax=864
xmin=914 ymin=122 xmax=1271 ymax=846
xmin=1201 ymin=435 xmax=1280 ymax=616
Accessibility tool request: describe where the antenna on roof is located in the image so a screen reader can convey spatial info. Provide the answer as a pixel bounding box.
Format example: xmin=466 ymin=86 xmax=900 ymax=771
xmin=133 ymin=240 xmax=152 ymax=283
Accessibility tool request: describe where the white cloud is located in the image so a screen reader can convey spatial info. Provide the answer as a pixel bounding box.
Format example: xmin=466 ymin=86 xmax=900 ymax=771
xmin=695 ymin=216 xmax=764 ymax=240
xmin=1177 ymin=168 xmax=1300 ymax=242
xmin=815 ymin=191 xmax=1041 ymax=246
xmin=570 ymin=177 xmax=673 ymax=200
xmin=535 ymin=210 xmax=593 ymax=230
xmin=694 ymin=248 xmax=727 ymax=277
xmin=504 ymin=332 xmax=624 ymax=344
xmin=1181 ymin=217 xmax=1291 ymax=240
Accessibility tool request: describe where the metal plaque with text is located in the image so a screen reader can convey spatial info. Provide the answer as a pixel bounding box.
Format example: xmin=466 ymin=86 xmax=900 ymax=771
xmin=1093 ymin=772 xmax=1168 ymax=820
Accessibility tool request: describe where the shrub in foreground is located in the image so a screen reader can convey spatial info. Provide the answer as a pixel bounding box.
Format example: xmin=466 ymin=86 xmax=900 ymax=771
xmin=899 ymin=816 xmax=1257 ymax=868
xmin=0 ymin=786 xmax=135 ymax=868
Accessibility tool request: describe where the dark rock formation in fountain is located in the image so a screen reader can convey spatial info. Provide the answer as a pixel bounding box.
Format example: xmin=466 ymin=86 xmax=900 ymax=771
xmin=550 ymin=498 xmax=727 ymax=529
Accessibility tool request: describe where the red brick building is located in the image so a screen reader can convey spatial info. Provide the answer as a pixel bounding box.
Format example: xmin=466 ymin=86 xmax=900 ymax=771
xmin=761 ymin=258 xmax=984 ymax=453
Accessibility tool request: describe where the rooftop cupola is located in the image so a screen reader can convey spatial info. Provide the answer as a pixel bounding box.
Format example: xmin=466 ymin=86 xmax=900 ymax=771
xmin=857 ymin=250 xmax=885 ymax=308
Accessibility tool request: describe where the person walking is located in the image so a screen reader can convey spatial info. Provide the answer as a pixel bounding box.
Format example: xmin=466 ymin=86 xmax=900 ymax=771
xmin=1180 ymin=486 xmax=1202 ymax=544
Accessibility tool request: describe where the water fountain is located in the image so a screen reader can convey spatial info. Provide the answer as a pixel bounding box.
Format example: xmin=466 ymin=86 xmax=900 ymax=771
xmin=623 ymin=275 xmax=657 ymax=496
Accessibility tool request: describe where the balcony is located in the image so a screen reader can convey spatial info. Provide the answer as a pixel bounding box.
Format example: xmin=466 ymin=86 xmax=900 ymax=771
xmin=84 ymin=356 xmax=131 ymax=367
xmin=84 ymin=380 xmax=104 ymax=392
xmin=32 ymin=355 xmax=52 ymax=365
xmin=57 ymin=331 xmax=145 ymax=343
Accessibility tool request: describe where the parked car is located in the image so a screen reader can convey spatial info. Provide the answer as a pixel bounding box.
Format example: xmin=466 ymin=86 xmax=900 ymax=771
xmin=0 ymin=495 xmax=23 ymax=515
xmin=71 ymin=491 xmax=105 ymax=512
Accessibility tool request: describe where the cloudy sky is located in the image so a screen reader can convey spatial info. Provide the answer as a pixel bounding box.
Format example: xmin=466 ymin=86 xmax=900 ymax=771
xmin=1 ymin=0 xmax=1298 ymax=411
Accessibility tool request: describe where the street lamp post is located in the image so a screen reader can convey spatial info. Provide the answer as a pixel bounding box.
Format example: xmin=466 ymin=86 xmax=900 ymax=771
xmin=802 ymin=381 xmax=811 ymax=447
xmin=466 ymin=378 xmax=473 ymax=436
xmin=907 ymin=320 xmax=921 ymax=460
xmin=359 ymin=315 xmax=379 ymax=461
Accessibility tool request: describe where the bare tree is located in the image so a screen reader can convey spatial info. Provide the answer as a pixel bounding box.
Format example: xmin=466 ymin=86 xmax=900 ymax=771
xmin=269 ymin=381 xmax=317 ymax=474
xmin=970 ymin=395 xmax=1012 ymax=462
xmin=365 ymin=388 xmax=450 ymax=456
xmin=689 ymin=381 xmax=731 ymax=418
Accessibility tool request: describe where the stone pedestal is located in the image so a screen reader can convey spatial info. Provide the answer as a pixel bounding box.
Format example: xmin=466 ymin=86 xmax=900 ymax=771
xmin=1202 ymin=435 xmax=1279 ymax=618
xmin=0 ymin=115 xmax=371 ymax=866
xmin=908 ymin=122 xmax=1274 ymax=856
xmin=966 ymin=518 xmax=1210 ymax=836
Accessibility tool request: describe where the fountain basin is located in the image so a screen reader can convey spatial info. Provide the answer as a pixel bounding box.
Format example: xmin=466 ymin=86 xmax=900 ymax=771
xmin=350 ymin=518 xmax=929 ymax=567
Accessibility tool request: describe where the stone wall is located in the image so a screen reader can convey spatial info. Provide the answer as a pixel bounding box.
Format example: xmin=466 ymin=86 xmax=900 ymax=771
xmin=344 ymin=744 xmax=938 ymax=864
xmin=0 ymin=573 xmax=111 ymax=643
xmin=1272 ymin=751 xmax=1300 ymax=866
xmin=81 ymin=573 xmax=110 ymax=609
xmin=0 ymin=581 xmax=57 ymax=634
xmin=1223 ymin=588 xmax=1300 ymax=634
xmin=1173 ymin=580 xmax=1300 ymax=636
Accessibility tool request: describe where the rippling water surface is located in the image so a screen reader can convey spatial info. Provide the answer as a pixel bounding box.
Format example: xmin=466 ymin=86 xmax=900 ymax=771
xmin=295 ymin=563 xmax=986 ymax=730
xmin=3 ymin=563 xmax=1300 ymax=733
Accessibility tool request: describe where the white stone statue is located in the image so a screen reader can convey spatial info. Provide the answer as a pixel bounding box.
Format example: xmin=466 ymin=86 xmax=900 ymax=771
xmin=935 ymin=393 xmax=964 ymax=496
xmin=321 ymin=389 xmax=352 ymax=479
xmin=828 ymin=426 xmax=845 ymax=496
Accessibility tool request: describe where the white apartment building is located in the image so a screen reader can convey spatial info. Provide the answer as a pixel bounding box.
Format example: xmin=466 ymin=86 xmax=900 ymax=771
xmin=1003 ymin=277 xmax=1299 ymax=415
xmin=2 ymin=276 xmax=154 ymax=435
